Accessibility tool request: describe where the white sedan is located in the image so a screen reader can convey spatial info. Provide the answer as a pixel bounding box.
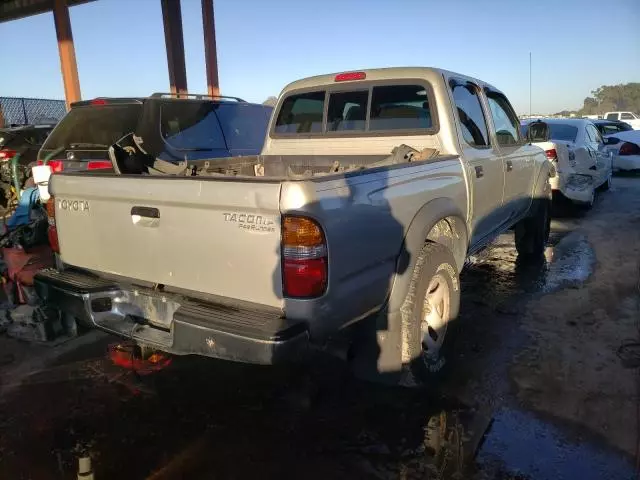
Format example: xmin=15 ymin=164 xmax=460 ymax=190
xmin=604 ymin=130 xmax=640 ymax=171
xmin=524 ymin=118 xmax=612 ymax=207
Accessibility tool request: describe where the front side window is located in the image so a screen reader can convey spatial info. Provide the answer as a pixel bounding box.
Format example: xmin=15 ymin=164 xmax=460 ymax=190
xmin=327 ymin=91 xmax=367 ymax=131
xmin=274 ymin=91 xmax=325 ymax=134
xmin=486 ymin=92 xmax=521 ymax=146
xmin=451 ymin=82 xmax=489 ymax=147
xmin=369 ymin=85 xmax=433 ymax=131
xmin=621 ymin=112 xmax=634 ymax=120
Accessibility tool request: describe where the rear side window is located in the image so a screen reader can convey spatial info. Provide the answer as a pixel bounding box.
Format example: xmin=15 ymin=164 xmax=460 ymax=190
xmin=215 ymin=104 xmax=272 ymax=152
xmin=274 ymin=92 xmax=325 ymax=133
xmin=327 ymin=91 xmax=367 ymax=131
xmin=548 ymin=124 xmax=578 ymax=142
xmin=160 ymin=102 xmax=226 ymax=150
xmin=369 ymin=85 xmax=432 ymax=131
xmin=486 ymin=91 xmax=521 ymax=146
xmin=451 ymin=82 xmax=489 ymax=147
xmin=605 ymin=113 xmax=618 ymax=120
xmin=586 ymin=124 xmax=603 ymax=144
xmin=40 ymin=104 xmax=141 ymax=158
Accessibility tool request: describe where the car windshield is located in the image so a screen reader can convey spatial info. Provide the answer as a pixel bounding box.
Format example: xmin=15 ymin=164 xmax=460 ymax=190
xmin=215 ymin=103 xmax=272 ymax=152
xmin=39 ymin=104 xmax=142 ymax=159
xmin=159 ymin=101 xmax=227 ymax=151
xmin=548 ymin=123 xmax=578 ymax=142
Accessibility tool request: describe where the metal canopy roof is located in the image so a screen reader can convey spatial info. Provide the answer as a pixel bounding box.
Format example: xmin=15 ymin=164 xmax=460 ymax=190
xmin=0 ymin=0 xmax=95 ymax=23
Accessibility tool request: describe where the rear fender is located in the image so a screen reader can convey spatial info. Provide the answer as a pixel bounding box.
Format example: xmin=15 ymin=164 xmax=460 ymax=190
xmin=388 ymin=198 xmax=467 ymax=314
xmin=362 ymin=198 xmax=468 ymax=380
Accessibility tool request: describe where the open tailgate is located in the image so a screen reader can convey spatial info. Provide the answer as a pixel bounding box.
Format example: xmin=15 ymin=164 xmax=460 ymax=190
xmin=49 ymin=174 xmax=284 ymax=308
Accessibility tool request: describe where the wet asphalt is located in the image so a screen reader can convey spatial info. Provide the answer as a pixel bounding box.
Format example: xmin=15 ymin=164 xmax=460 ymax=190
xmin=0 ymin=176 xmax=638 ymax=480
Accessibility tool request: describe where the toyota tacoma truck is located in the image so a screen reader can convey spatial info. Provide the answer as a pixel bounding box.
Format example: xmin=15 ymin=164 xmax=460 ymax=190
xmin=35 ymin=68 xmax=552 ymax=386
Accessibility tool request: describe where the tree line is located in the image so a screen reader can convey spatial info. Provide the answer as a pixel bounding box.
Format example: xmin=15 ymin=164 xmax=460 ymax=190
xmin=555 ymin=82 xmax=640 ymax=116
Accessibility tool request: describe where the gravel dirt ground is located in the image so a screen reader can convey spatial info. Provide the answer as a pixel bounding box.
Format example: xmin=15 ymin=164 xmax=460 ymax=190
xmin=0 ymin=175 xmax=638 ymax=480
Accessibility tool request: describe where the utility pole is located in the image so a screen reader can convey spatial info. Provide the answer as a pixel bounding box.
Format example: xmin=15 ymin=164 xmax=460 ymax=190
xmin=529 ymin=52 xmax=532 ymax=118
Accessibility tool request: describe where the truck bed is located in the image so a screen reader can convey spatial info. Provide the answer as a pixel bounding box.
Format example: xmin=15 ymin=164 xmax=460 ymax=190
xmin=143 ymin=145 xmax=450 ymax=180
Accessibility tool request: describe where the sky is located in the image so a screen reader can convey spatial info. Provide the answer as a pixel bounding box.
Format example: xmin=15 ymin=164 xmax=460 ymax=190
xmin=1 ymin=0 xmax=639 ymax=114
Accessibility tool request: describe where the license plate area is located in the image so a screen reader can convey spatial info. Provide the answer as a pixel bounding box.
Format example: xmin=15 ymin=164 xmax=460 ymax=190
xmin=91 ymin=290 xmax=182 ymax=330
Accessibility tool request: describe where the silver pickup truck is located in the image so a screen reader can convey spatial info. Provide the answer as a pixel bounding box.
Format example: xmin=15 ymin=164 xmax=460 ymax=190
xmin=35 ymin=68 xmax=552 ymax=386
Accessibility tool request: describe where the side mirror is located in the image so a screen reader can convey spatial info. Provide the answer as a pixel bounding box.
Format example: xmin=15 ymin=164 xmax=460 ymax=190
xmin=527 ymin=121 xmax=549 ymax=143
xmin=603 ymin=136 xmax=620 ymax=146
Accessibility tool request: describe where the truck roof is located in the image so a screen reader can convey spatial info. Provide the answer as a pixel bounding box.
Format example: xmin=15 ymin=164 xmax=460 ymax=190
xmin=279 ymin=67 xmax=500 ymax=94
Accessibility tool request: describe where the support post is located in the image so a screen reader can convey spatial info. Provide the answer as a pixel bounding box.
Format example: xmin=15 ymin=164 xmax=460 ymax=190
xmin=53 ymin=0 xmax=81 ymax=110
xmin=201 ymin=0 xmax=220 ymax=97
xmin=161 ymin=0 xmax=188 ymax=96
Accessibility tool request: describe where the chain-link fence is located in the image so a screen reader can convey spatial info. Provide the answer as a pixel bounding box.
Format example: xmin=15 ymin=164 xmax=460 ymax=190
xmin=0 ymin=97 xmax=67 ymax=127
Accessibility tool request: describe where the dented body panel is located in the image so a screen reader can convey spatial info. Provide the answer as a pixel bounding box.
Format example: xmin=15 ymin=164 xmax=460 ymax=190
xmin=528 ymin=119 xmax=612 ymax=204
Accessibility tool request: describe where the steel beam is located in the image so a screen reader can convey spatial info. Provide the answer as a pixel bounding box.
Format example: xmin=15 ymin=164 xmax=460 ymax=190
xmin=53 ymin=0 xmax=81 ymax=109
xmin=201 ymin=0 xmax=220 ymax=97
xmin=161 ymin=0 xmax=188 ymax=95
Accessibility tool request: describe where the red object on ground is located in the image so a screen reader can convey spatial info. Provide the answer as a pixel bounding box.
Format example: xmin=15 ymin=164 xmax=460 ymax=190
xmin=2 ymin=245 xmax=54 ymax=303
xmin=108 ymin=343 xmax=172 ymax=375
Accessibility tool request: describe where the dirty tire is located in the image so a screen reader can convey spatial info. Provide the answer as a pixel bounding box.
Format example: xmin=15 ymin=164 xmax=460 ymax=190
xmin=515 ymin=199 xmax=550 ymax=259
xmin=399 ymin=242 xmax=460 ymax=387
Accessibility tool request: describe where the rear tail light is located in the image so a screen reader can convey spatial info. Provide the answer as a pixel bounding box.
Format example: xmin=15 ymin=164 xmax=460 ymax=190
xmin=87 ymin=160 xmax=112 ymax=170
xmin=0 ymin=149 xmax=17 ymax=161
xmin=37 ymin=159 xmax=64 ymax=172
xmin=281 ymin=216 xmax=327 ymax=298
xmin=619 ymin=142 xmax=640 ymax=156
xmin=46 ymin=196 xmax=59 ymax=253
xmin=335 ymin=71 xmax=366 ymax=82
xmin=545 ymin=149 xmax=557 ymax=161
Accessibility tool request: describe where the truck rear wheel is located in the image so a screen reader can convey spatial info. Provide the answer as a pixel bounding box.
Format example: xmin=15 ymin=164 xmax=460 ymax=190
xmin=515 ymin=198 xmax=550 ymax=259
xmin=399 ymin=243 xmax=461 ymax=387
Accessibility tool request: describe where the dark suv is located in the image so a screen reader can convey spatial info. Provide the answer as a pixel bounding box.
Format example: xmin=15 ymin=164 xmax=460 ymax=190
xmin=38 ymin=93 xmax=273 ymax=173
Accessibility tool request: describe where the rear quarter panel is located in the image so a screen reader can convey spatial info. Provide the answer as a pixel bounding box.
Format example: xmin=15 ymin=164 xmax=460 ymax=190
xmin=280 ymin=158 xmax=467 ymax=339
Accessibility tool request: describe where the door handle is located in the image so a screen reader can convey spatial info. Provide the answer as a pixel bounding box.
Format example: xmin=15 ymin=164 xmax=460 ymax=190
xmin=506 ymin=160 xmax=513 ymax=172
xmin=131 ymin=206 xmax=160 ymax=227
xmin=475 ymin=166 xmax=484 ymax=178
xmin=131 ymin=206 xmax=160 ymax=218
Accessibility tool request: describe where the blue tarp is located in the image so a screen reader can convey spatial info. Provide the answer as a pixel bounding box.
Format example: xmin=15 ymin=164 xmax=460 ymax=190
xmin=5 ymin=188 xmax=40 ymax=230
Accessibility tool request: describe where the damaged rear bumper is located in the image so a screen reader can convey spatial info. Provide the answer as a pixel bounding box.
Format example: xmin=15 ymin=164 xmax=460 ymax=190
xmin=552 ymin=173 xmax=595 ymax=204
xmin=34 ymin=269 xmax=308 ymax=365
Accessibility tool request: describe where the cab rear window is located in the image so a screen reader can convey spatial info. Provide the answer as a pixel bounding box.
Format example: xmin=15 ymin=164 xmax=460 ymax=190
xmin=273 ymin=83 xmax=436 ymax=136
xmin=274 ymin=92 xmax=324 ymax=134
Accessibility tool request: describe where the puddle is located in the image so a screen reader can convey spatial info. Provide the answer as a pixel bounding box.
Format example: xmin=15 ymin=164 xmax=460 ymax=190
xmin=464 ymin=231 xmax=595 ymax=300
xmin=476 ymin=407 xmax=636 ymax=480
xmin=538 ymin=232 xmax=595 ymax=293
